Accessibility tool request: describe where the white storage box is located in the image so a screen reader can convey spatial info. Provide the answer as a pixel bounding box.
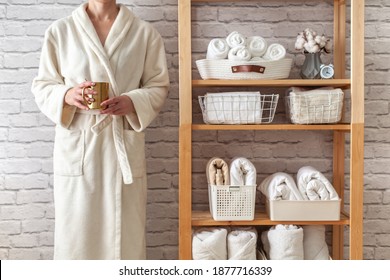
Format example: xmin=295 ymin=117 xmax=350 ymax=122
xmin=199 ymin=93 xmax=279 ymax=124
xmin=209 ymin=184 xmax=256 ymax=221
xmin=286 ymin=90 xmax=344 ymax=124
xmin=196 ymin=58 xmax=292 ymax=80
xmin=265 ymin=199 xmax=341 ymax=221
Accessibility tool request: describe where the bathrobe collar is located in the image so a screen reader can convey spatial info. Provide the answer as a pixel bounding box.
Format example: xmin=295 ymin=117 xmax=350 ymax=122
xmin=72 ymin=3 xmax=134 ymax=59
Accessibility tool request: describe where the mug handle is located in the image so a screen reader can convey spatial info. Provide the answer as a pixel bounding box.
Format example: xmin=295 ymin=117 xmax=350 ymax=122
xmin=81 ymin=86 xmax=93 ymax=105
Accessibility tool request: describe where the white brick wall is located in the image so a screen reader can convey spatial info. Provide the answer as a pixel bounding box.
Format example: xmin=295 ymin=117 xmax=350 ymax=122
xmin=0 ymin=0 xmax=389 ymax=260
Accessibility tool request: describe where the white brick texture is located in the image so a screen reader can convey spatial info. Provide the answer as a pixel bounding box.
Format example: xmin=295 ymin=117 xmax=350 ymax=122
xmin=0 ymin=0 xmax=389 ymax=260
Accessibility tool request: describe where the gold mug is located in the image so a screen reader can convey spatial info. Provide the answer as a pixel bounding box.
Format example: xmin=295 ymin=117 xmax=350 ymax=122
xmin=82 ymin=82 xmax=110 ymax=110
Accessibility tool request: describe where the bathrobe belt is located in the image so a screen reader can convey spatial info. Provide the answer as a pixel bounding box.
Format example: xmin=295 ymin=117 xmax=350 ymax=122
xmin=77 ymin=109 xmax=134 ymax=185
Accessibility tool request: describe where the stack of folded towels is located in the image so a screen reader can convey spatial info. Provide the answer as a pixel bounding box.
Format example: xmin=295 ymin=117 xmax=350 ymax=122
xmin=258 ymin=166 xmax=339 ymax=260
xmin=287 ymin=87 xmax=344 ymax=124
xmin=192 ymin=227 xmax=258 ymax=260
xmin=207 ymin=31 xmax=286 ymax=61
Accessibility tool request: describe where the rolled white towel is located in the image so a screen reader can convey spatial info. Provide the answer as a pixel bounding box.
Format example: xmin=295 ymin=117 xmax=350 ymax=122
xmin=302 ymin=225 xmax=330 ymax=260
xmin=228 ymin=46 xmax=252 ymax=61
xmin=192 ymin=227 xmax=228 ymax=260
xmin=228 ymin=227 xmax=257 ymax=260
xmin=206 ymin=38 xmax=230 ymax=60
xmin=261 ymin=224 xmax=304 ymax=260
xmin=230 ymin=157 xmax=257 ymax=186
xmin=263 ymin=43 xmax=286 ymax=61
xmin=247 ymin=36 xmax=268 ymax=57
xmin=258 ymin=172 xmax=304 ymax=200
xmin=226 ymin=31 xmax=247 ymax=48
xmin=297 ymin=166 xmax=339 ymax=200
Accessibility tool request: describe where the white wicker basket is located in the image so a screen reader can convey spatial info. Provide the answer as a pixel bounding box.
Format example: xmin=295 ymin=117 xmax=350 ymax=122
xmin=199 ymin=93 xmax=279 ymax=124
xmin=208 ymin=184 xmax=256 ymax=221
xmin=286 ymin=90 xmax=344 ymax=124
xmin=196 ymin=58 xmax=292 ymax=80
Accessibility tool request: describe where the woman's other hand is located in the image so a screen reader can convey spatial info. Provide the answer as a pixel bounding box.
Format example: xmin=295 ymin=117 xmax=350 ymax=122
xmin=64 ymin=81 xmax=96 ymax=110
xmin=100 ymin=96 xmax=136 ymax=116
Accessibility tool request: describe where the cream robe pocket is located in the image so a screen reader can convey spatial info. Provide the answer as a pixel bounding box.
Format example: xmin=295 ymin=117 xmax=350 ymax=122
xmin=53 ymin=126 xmax=85 ymax=176
xmin=123 ymin=130 xmax=146 ymax=178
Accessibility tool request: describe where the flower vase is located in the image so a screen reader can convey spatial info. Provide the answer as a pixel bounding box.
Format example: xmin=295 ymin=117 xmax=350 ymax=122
xmin=300 ymin=52 xmax=322 ymax=79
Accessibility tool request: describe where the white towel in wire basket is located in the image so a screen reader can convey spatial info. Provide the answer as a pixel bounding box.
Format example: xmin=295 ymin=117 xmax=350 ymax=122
xmin=199 ymin=92 xmax=279 ymax=124
xmin=286 ymin=88 xmax=344 ymax=124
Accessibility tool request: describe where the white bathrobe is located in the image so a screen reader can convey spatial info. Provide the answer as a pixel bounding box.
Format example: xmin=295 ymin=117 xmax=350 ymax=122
xmin=31 ymin=4 xmax=169 ymax=260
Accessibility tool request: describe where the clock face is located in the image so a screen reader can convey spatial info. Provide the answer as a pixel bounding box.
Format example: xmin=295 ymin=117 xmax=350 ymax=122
xmin=320 ymin=65 xmax=334 ymax=79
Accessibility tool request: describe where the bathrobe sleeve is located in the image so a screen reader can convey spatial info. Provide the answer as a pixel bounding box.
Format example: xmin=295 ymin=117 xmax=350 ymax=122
xmin=122 ymin=33 xmax=170 ymax=132
xmin=31 ymin=29 xmax=76 ymax=128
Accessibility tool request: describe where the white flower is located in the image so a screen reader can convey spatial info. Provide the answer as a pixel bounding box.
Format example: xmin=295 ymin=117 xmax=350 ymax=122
xmin=295 ymin=28 xmax=331 ymax=54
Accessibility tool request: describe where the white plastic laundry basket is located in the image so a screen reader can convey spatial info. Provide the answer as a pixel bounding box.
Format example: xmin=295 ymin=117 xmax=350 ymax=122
xmin=208 ymin=184 xmax=256 ymax=221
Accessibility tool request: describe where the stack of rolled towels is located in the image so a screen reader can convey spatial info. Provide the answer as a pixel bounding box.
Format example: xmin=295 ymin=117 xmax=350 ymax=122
xmin=257 ymin=166 xmax=339 ymax=260
xmin=206 ymin=157 xmax=257 ymax=186
xmin=192 ymin=227 xmax=258 ymax=260
xmin=207 ymin=31 xmax=286 ymax=61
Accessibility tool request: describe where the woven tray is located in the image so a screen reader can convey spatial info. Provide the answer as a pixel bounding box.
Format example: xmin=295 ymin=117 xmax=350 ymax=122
xmin=196 ymin=58 xmax=293 ymax=80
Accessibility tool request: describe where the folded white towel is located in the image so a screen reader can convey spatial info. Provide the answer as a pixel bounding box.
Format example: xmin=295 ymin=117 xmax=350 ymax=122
xmin=302 ymin=225 xmax=330 ymax=260
xmin=288 ymin=88 xmax=344 ymax=124
xmin=261 ymin=224 xmax=304 ymax=260
xmin=206 ymin=38 xmax=230 ymax=60
xmin=263 ymin=43 xmax=286 ymax=61
xmin=227 ymin=227 xmax=257 ymax=260
xmin=204 ymin=92 xmax=262 ymax=124
xmin=229 ymin=157 xmax=257 ymax=186
xmin=226 ymin=31 xmax=247 ymax=48
xmin=297 ymin=166 xmax=339 ymax=200
xmin=247 ymin=36 xmax=267 ymax=57
xmin=192 ymin=227 xmax=228 ymax=260
xmin=228 ymin=46 xmax=252 ymax=61
xmin=258 ymin=172 xmax=304 ymax=200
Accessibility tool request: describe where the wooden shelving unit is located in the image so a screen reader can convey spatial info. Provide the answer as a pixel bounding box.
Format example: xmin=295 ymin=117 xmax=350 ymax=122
xmin=178 ymin=0 xmax=365 ymax=260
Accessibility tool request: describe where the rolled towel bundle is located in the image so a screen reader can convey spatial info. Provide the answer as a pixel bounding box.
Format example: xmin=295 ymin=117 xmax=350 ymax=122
xmin=258 ymin=172 xmax=304 ymax=200
xmin=192 ymin=227 xmax=228 ymax=260
xmin=263 ymin=43 xmax=286 ymax=61
xmin=228 ymin=46 xmax=252 ymax=61
xmin=302 ymin=225 xmax=329 ymax=260
xmin=206 ymin=38 xmax=230 ymax=60
xmin=261 ymin=224 xmax=304 ymax=260
xmin=247 ymin=36 xmax=268 ymax=57
xmin=226 ymin=31 xmax=247 ymax=48
xmin=206 ymin=157 xmax=230 ymax=185
xmin=230 ymin=157 xmax=256 ymax=186
xmin=227 ymin=227 xmax=257 ymax=260
xmin=297 ymin=166 xmax=339 ymax=200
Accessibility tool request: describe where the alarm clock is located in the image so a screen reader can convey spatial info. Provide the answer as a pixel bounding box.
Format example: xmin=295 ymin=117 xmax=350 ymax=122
xmin=320 ymin=64 xmax=334 ymax=79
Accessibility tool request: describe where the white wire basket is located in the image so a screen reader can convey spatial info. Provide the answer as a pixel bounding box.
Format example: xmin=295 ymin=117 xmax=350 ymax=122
xmin=208 ymin=184 xmax=256 ymax=221
xmin=199 ymin=92 xmax=279 ymax=124
xmin=286 ymin=90 xmax=344 ymax=124
xmin=196 ymin=58 xmax=292 ymax=80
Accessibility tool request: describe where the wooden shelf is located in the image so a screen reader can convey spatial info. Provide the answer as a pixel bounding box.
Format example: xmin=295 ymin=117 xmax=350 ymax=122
xmin=192 ymin=79 xmax=351 ymax=89
xmin=179 ymin=0 xmax=365 ymax=260
xmin=192 ymin=123 xmax=351 ymax=131
xmin=192 ymin=211 xmax=350 ymax=226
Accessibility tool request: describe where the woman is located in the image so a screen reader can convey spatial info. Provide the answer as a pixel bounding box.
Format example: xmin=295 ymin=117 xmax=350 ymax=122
xmin=31 ymin=0 xmax=169 ymax=260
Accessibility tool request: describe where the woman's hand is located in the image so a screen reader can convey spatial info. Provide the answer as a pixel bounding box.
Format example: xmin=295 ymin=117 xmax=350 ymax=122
xmin=100 ymin=95 xmax=136 ymax=116
xmin=64 ymin=81 xmax=96 ymax=110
